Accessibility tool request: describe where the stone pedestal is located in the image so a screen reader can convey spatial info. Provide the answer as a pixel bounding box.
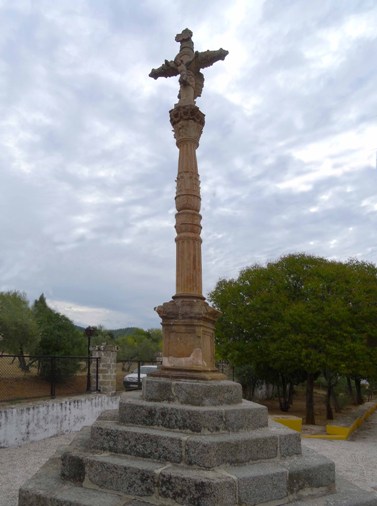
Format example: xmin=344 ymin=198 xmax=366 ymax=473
xmin=18 ymin=378 xmax=377 ymax=505
xmin=155 ymin=298 xmax=224 ymax=380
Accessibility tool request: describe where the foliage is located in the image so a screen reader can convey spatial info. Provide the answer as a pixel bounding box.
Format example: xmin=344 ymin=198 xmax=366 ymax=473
xmin=32 ymin=294 xmax=86 ymax=381
xmin=209 ymin=253 xmax=377 ymax=424
xmin=88 ymin=325 xmax=115 ymax=347
xmin=0 ymin=291 xmax=39 ymax=370
xmin=117 ymin=327 xmax=162 ymax=369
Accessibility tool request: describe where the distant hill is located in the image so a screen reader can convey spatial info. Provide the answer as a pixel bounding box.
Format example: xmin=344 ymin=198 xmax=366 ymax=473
xmin=75 ymin=326 xmax=143 ymax=338
xmin=111 ymin=327 xmax=142 ymax=338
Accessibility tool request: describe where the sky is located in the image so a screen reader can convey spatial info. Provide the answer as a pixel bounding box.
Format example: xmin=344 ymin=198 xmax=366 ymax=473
xmin=1 ymin=0 xmax=377 ymax=330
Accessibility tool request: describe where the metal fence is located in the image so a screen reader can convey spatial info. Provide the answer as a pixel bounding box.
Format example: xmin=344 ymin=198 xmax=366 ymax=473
xmin=0 ymin=354 xmax=100 ymax=403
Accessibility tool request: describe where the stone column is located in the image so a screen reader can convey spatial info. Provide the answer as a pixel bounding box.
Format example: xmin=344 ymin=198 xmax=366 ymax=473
xmin=90 ymin=344 xmax=118 ymax=394
xmin=155 ymin=104 xmax=224 ymax=381
xmin=172 ymin=105 xmax=204 ymax=298
xmin=150 ymin=29 xmax=228 ymax=382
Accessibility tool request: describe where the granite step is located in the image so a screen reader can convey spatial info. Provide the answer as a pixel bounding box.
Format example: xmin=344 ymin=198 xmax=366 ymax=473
xmin=90 ymin=419 xmax=302 ymax=467
xmin=18 ymin=455 xmax=130 ymax=506
xmin=61 ymin=436 xmax=335 ymax=505
xmin=20 ymin=445 xmax=377 ymax=506
xmin=118 ymin=394 xmax=268 ymax=432
xmin=289 ymin=477 xmax=377 ymax=506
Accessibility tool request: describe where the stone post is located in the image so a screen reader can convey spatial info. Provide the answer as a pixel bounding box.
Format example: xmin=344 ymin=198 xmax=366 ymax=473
xmin=90 ymin=344 xmax=118 ymax=394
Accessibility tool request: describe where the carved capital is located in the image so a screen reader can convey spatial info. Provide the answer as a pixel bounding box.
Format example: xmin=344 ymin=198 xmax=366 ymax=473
xmin=169 ymin=105 xmax=205 ymax=145
xmin=155 ymin=298 xmax=220 ymax=323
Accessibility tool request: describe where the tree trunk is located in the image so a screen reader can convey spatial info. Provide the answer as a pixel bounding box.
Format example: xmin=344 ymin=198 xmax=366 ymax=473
xmin=305 ymin=373 xmax=316 ymax=425
xmin=278 ymin=375 xmax=290 ymax=412
xmin=17 ymin=346 xmax=29 ymax=372
xmin=288 ymin=382 xmax=294 ymax=406
xmin=346 ymin=376 xmax=353 ymax=398
xmin=326 ymin=382 xmax=334 ymax=420
xmin=354 ymin=377 xmax=364 ymax=405
xmin=331 ymin=389 xmax=341 ymax=413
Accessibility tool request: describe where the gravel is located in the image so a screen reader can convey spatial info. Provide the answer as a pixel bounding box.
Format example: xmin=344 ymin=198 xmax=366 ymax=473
xmin=1 ymin=412 xmax=377 ymax=506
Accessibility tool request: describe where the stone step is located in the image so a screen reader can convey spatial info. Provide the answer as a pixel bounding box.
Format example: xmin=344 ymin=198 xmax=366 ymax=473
xmin=289 ymin=477 xmax=377 ymax=506
xmin=61 ymin=435 xmax=335 ymax=505
xmin=18 ymin=455 xmax=129 ymax=506
xmin=89 ymin=419 xmax=301 ymax=467
xmin=142 ymin=377 xmax=243 ymax=405
xmin=220 ymin=448 xmax=335 ymax=505
xmin=280 ymin=446 xmax=336 ymax=497
xmin=20 ymin=443 xmax=376 ymax=506
xmin=118 ymin=393 xmax=268 ymax=432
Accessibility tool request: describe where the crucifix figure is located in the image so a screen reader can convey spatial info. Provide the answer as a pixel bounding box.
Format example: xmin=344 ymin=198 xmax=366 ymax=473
xmin=149 ymin=30 xmax=228 ymax=379
xmin=149 ymin=28 xmax=228 ymax=107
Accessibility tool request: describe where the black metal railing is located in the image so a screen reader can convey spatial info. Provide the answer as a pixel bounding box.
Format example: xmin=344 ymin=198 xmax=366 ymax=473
xmin=121 ymin=360 xmax=162 ymax=390
xmin=0 ymin=354 xmax=100 ymax=403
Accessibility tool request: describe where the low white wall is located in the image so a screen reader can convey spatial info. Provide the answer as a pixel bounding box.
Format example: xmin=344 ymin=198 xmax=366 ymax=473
xmin=0 ymin=393 xmax=120 ymax=448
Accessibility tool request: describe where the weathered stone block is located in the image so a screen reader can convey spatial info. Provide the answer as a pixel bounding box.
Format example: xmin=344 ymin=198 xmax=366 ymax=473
xmin=185 ymin=429 xmax=278 ymax=468
xmin=143 ymin=377 xmax=242 ymax=406
xmin=19 ymin=455 xmax=125 ymax=506
xmin=119 ymin=397 xmax=223 ymax=432
xmin=84 ymin=454 xmax=161 ymax=496
xmin=91 ymin=420 xmax=184 ymax=463
xmin=232 ymin=462 xmax=288 ymax=505
xmin=61 ymin=451 xmax=86 ymax=483
xmin=283 ymin=447 xmax=335 ymax=494
xmin=159 ymin=466 xmax=237 ymax=505
xmin=269 ymin=420 xmax=302 ymax=457
xmin=289 ymin=476 xmax=377 ymax=505
xmin=223 ymin=401 xmax=268 ymax=431
xmin=119 ymin=395 xmax=268 ymax=433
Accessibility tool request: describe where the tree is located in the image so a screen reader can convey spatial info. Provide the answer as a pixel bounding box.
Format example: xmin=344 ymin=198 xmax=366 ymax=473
xmin=209 ymin=254 xmax=377 ymax=424
xmin=0 ymin=291 xmax=39 ymax=370
xmin=32 ymin=294 xmax=86 ymax=381
xmin=117 ymin=328 xmax=162 ymax=370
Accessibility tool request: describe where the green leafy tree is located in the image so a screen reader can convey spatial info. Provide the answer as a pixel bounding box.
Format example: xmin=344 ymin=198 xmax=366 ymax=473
xmin=209 ymin=253 xmax=377 ymax=424
xmin=32 ymin=294 xmax=86 ymax=381
xmin=88 ymin=325 xmax=115 ymax=347
xmin=0 ymin=291 xmax=39 ymax=370
xmin=117 ymin=328 xmax=162 ymax=370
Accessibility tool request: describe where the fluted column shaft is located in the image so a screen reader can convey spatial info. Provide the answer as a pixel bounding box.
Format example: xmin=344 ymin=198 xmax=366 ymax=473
xmin=170 ymin=105 xmax=205 ymax=299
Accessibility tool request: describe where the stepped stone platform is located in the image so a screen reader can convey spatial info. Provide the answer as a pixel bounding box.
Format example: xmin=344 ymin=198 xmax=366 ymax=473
xmin=19 ymin=378 xmax=377 ymax=505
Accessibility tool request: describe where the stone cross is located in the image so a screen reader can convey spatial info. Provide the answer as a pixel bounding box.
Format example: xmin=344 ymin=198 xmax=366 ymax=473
xmin=149 ymin=28 xmax=228 ymax=107
xmin=150 ymin=30 xmax=228 ymax=380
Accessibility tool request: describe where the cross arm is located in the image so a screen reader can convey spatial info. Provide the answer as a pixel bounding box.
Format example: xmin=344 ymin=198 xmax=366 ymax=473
xmin=194 ymin=48 xmax=229 ymax=71
xmin=149 ymin=59 xmax=180 ymax=80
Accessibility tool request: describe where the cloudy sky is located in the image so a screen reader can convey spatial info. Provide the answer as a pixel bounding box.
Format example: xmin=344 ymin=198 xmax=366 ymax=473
xmin=1 ymin=0 xmax=376 ymax=330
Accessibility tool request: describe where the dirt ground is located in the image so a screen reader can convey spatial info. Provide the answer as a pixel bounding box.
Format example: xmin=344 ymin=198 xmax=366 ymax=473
xmin=0 ymin=360 xmax=127 ymax=403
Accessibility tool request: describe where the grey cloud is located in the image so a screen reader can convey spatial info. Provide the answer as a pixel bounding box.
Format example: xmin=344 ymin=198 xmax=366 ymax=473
xmin=1 ymin=1 xmax=377 ymax=329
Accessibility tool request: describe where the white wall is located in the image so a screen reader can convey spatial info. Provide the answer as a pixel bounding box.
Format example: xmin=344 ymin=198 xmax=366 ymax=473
xmin=0 ymin=394 xmax=120 ymax=447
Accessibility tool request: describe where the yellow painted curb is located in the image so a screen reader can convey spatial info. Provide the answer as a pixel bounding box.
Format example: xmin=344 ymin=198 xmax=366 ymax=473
xmin=302 ymin=402 xmax=377 ymax=440
xmin=272 ymin=416 xmax=302 ymax=432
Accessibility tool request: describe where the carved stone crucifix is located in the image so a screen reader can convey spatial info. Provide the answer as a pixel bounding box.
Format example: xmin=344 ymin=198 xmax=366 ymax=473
xmin=149 ymin=28 xmax=228 ymax=107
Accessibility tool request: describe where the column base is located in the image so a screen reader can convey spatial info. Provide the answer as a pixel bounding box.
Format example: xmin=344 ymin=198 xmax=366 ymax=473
xmin=155 ymin=296 xmax=222 ymax=380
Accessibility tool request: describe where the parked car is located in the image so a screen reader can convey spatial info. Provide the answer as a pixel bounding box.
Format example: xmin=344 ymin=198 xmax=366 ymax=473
xmin=123 ymin=364 xmax=158 ymax=390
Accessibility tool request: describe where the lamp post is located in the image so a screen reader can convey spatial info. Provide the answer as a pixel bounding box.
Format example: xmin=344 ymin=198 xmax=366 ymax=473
xmin=84 ymin=326 xmax=96 ymax=392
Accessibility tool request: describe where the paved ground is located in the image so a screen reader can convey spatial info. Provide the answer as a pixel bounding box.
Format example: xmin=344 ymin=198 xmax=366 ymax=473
xmin=303 ymin=412 xmax=377 ymax=494
xmin=1 ymin=412 xmax=377 ymax=506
